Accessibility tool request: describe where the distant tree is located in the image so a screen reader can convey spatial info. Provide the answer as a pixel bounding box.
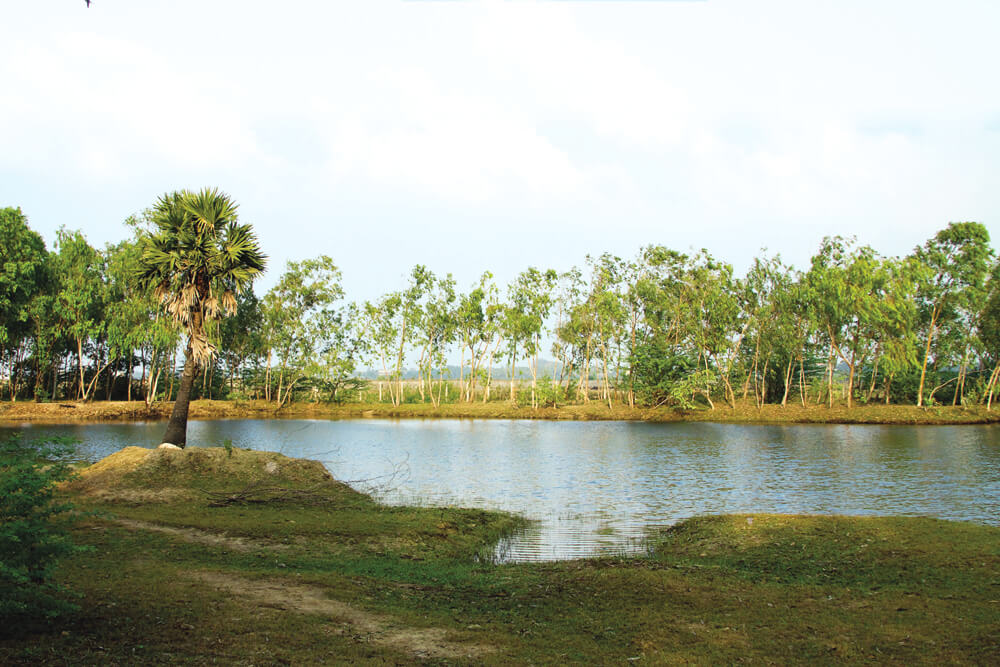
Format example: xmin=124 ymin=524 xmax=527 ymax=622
xmin=135 ymin=188 xmax=266 ymax=446
xmin=0 ymin=208 xmax=49 ymax=401
xmin=105 ymin=222 xmax=180 ymax=405
xmin=805 ymin=237 xmax=888 ymax=408
xmin=217 ymin=289 xmax=264 ymax=398
xmin=263 ymin=256 xmax=344 ymax=408
xmin=358 ymin=293 xmax=404 ymax=405
xmin=684 ymin=251 xmax=741 ymax=409
xmin=503 ymin=267 xmax=557 ymax=406
xmin=457 ymin=272 xmax=503 ymax=402
xmin=52 ymin=229 xmax=105 ymax=401
xmin=978 ymin=260 xmax=1000 ymax=408
xmin=911 ymin=223 xmax=993 ymax=407
xmin=414 ymin=270 xmax=457 ymax=407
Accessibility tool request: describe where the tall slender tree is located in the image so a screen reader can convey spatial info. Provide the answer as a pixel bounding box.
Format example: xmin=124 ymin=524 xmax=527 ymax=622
xmin=911 ymin=223 xmax=993 ymax=407
xmin=135 ymin=188 xmax=266 ymax=447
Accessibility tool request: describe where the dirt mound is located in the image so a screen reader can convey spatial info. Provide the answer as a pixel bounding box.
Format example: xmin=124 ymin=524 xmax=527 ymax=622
xmin=65 ymin=446 xmax=341 ymax=500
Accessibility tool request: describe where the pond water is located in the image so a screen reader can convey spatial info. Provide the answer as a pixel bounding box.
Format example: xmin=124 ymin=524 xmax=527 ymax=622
xmin=4 ymin=419 xmax=999 ymax=562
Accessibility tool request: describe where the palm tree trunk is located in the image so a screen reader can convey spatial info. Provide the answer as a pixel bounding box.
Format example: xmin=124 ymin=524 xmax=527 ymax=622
xmin=162 ymin=346 xmax=198 ymax=447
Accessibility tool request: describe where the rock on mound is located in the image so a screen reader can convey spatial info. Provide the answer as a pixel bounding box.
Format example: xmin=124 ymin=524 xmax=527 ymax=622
xmin=66 ymin=446 xmax=339 ymax=500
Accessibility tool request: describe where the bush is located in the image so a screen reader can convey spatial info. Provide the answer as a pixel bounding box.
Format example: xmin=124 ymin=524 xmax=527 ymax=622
xmin=517 ymin=376 xmax=565 ymax=408
xmin=0 ymin=435 xmax=88 ymax=625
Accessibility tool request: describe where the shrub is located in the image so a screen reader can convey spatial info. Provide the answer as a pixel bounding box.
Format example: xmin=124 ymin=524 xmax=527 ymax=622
xmin=0 ymin=435 xmax=88 ymax=625
xmin=522 ymin=376 xmax=563 ymax=408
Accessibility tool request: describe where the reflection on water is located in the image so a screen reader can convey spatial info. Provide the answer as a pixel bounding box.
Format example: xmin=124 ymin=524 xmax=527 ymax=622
xmin=4 ymin=418 xmax=999 ymax=562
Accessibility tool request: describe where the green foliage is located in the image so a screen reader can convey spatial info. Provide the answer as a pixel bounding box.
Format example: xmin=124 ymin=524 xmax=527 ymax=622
xmin=6 ymin=204 xmax=1000 ymax=411
xmin=264 ymin=256 xmax=355 ymax=407
xmin=135 ymin=188 xmax=267 ymax=444
xmin=53 ymin=228 xmax=107 ymax=400
xmin=517 ymin=376 xmax=564 ymax=407
xmin=629 ymin=339 xmax=701 ymax=407
xmin=136 ymin=188 xmax=267 ymax=365
xmin=533 ymin=376 xmax=564 ymax=407
xmin=910 ymin=222 xmax=994 ymax=406
xmin=0 ymin=435 xmax=88 ymax=625
xmin=0 ymin=207 xmax=49 ymax=350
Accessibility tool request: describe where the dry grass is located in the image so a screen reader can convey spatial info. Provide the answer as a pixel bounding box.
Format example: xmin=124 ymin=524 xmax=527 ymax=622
xmin=5 ymin=397 xmax=1000 ymax=425
xmin=61 ymin=445 xmax=343 ymax=505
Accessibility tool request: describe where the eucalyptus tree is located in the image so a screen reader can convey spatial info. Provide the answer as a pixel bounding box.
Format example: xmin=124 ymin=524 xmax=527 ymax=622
xmin=552 ymin=266 xmax=586 ymax=398
xmin=910 ymin=222 xmax=993 ymax=407
xmin=625 ymin=246 xmax=694 ymax=407
xmin=739 ymin=254 xmax=792 ymax=407
xmin=264 ymin=256 xmax=344 ymax=408
xmin=0 ymin=208 xmax=49 ymax=400
xmin=683 ymin=250 xmax=741 ymax=409
xmin=455 ymin=284 xmax=481 ymax=400
xmin=456 ymin=272 xmax=506 ymax=402
xmin=356 ymin=267 xmax=432 ymax=407
xmin=770 ymin=275 xmax=813 ymax=406
xmin=415 ymin=272 xmax=457 ymax=407
xmin=358 ymin=294 xmax=403 ymax=405
xmin=585 ymin=254 xmax=627 ymax=408
xmin=870 ymin=264 xmax=920 ymax=405
xmin=455 ymin=275 xmax=485 ymax=401
xmin=398 ymin=266 xmax=433 ymax=403
xmin=476 ymin=276 xmax=505 ymax=402
xmin=217 ymin=289 xmax=265 ymax=397
xmin=977 ymin=260 xmax=1000 ymax=409
xmin=135 ymin=188 xmax=266 ymax=447
xmin=620 ymin=256 xmax=649 ymax=408
xmin=105 ymin=236 xmax=153 ymax=401
xmin=503 ymin=267 xmax=558 ymax=406
xmin=305 ymin=301 xmax=363 ymax=403
xmin=104 ymin=220 xmax=183 ymax=405
xmin=804 ymin=237 xmax=895 ymax=408
xmin=52 ymin=228 xmax=106 ymax=400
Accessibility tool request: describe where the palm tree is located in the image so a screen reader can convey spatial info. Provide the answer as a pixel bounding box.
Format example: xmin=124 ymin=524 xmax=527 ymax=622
xmin=136 ymin=188 xmax=266 ymax=447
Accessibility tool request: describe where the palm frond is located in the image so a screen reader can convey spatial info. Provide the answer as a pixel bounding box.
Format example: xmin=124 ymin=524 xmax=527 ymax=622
xmin=134 ymin=187 xmax=266 ymax=362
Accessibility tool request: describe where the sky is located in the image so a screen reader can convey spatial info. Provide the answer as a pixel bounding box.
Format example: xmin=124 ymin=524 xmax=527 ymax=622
xmin=2 ymin=0 xmax=999 ymax=303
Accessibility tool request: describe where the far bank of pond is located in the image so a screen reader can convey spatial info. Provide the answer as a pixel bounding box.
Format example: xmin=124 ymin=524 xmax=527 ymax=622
xmin=3 ymin=398 xmax=1000 ymax=425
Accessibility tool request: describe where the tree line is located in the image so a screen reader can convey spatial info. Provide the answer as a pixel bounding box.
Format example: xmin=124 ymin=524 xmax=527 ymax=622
xmin=3 ymin=203 xmax=1000 ymax=410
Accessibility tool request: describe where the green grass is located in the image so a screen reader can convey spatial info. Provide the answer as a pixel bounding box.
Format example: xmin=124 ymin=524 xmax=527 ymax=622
xmin=1 ymin=448 xmax=997 ymax=664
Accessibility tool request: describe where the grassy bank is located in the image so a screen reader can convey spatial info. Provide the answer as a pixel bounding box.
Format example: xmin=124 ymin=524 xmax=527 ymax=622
xmin=4 ymin=398 xmax=1000 ymax=425
xmin=2 ymin=447 xmax=998 ymax=664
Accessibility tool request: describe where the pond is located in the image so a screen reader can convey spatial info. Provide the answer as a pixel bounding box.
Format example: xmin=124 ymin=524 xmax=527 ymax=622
xmin=4 ymin=419 xmax=999 ymax=562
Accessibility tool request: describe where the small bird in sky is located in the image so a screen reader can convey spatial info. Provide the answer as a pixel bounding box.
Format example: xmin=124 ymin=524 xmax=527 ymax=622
xmin=85 ymin=0 xmax=91 ymax=7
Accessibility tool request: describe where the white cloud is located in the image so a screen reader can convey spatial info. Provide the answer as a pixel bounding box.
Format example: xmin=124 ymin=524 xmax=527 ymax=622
xmin=0 ymin=0 xmax=997 ymax=291
xmin=0 ymin=31 xmax=260 ymax=182
xmin=476 ymin=3 xmax=693 ymax=150
xmin=316 ymin=66 xmax=587 ymax=203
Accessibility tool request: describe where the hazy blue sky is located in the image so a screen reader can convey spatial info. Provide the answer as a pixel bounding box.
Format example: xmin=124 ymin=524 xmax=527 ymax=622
xmin=2 ymin=1 xmax=998 ymax=300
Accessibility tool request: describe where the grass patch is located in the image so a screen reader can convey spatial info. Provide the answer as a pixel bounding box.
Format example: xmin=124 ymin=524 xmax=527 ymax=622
xmin=1 ymin=447 xmax=997 ymax=664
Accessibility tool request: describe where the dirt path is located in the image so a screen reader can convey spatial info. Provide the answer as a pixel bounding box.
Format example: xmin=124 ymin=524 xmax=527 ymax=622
xmin=112 ymin=518 xmax=289 ymax=553
xmin=190 ymin=571 xmax=494 ymax=660
xmin=112 ymin=518 xmax=495 ymax=660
